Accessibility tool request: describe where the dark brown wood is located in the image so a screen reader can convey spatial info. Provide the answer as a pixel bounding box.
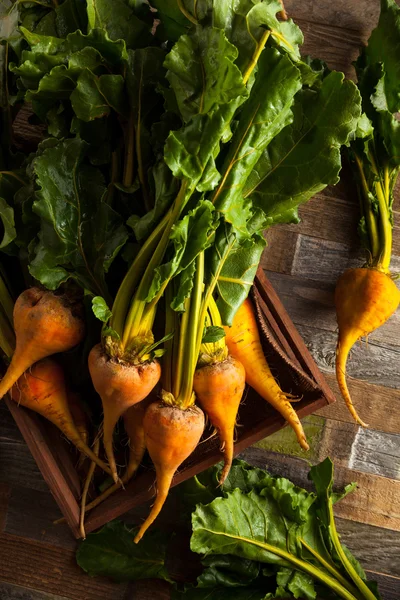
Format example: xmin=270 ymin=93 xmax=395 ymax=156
xmin=0 ymin=533 xmax=128 ymax=600
xmin=5 ymin=399 xmax=81 ymax=538
xmin=5 ymin=272 xmax=335 ymax=538
xmin=255 ymin=269 xmax=337 ymax=404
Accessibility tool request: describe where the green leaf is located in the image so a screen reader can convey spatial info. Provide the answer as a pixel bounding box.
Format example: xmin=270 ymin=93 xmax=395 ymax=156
xmin=92 ymin=296 xmax=112 ymax=323
xmin=0 ymin=171 xmax=26 ymax=251
xmin=191 ymin=488 xmax=292 ymax=566
xmin=213 ymin=0 xmax=303 ymax=72
xmin=55 ymin=0 xmax=88 ymax=37
xmin=210 ymin=223 xmax=266 ymax=325
xmin=71 ymin=115 xmax=114 ymax=165
xmin=20 ymin=26 xmax=65 ymax=54
xmin=164 ymin=24 xmax=247 ymax=193
xmin=213 ymin=47 xmax=302 ymax=237
xmin=76 ymin=520 xmax=172 ymax=582
xmin=164 ymin=26 xmax=245 ymax=122
xmin=86 ymin=0 xmax=152 ymax=49
xmin=127 ymin=45 xmax=166 ymax=122
xmin=244 ymin=72 xmax=361 ymax=226
xmin=309 ymin=459 xmax=378 ymax=599
xmin=66 ymin=29 xmax=128 ymax=64
xmin=134 ymin=160 xmax=179 ymax=241
xmin=360 ymin=0 xmax=400 ymax=114
xmin=202 ymin=325 xmax=225 ymax=344
xmin=276 ymin=567 xmax=316 ymax=600
xmin=0 ymin=196 xmax=16 ymax=250
xmin=70 ymin=71 xmax=127 ymax=121
xmin=149 ymin=0 xmax=191 ymax=43
xmin=220 ymin=460 xmax=269 ymax=495
xmin=125 ymin=46 xmax=167 ymax=206
xmin=198 ymin=555 xmax=260 ymax=588
xmin=170 ymin=258 xmax=197 ymax=311
xmin=146 ymin=199 xmax=219 ymax=302
xmin=165 ymin=104 xmax=240 ymax=191
xmin=29 ymin=138 xmax=128 ymax=297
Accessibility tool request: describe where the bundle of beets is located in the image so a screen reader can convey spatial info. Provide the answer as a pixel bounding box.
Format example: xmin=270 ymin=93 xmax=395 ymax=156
xmin=0 ymin=0 xmax=398 ymax=541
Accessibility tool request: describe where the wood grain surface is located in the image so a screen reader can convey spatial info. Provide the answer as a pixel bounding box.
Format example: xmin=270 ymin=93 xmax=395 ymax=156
xmin=0 ymin=1 xmax=399 ymax=599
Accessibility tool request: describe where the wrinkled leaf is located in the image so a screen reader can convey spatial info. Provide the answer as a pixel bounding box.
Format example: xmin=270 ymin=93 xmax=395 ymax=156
xmin=209 ymin=223 xmax=266 ymax=325
xmin=56 ymin=0 xmax=88 ymax=37
xmin=70 ymin=71 xmax=127 ymax=121
xmin=198 ymin=555 xmax=260 ymax=588
xmin=244 ymin=72 xmax=361 ymax=226
xmin=76 ymin=520 xmax=172 ymax=582
xmin=213 ymin=47 xmax=301 ymax=237
xmin=146 ymin=199 xmax=219 ymax=302
xmin=360 ymin=0 xmax=400 ymax=113
xmin=86 ymin=0 xmax=152 ymax=49
xmin=191 ymin=488 xmax=293 ymax=566
xmin=0 ymin=171 xmax=26 ymax=250
xmin=213 ymin=0 xmax=303 ymax=72
xmin=29 ymin=138 xmax=128 ymax=297
xmin=276 ymin=567 xmax=316 ymax=600
xmin=165 ymin=26 xmax=245 ymax=122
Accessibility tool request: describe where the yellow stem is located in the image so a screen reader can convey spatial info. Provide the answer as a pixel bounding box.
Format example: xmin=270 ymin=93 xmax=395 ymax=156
xmin=354 ymin=154 xmax=380 ymax=261
xmin=177 ymin=0 xmax=199 ymax=25
xmin=243 ymin=30 xmax=271 ymax=84
xmin=270 ymin=29 xmax=294 ymax=51
xmin=173 ymin=298 xmax=190 ymax=400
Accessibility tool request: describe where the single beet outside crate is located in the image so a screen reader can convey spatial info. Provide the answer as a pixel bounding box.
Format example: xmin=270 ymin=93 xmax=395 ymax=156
xmin=5 ymin=267 xmax=335 ymax=538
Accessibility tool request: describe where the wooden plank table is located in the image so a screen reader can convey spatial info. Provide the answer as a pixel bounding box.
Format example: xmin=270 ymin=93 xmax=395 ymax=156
xmin=0 ymin=0 xmax=399 ymax=598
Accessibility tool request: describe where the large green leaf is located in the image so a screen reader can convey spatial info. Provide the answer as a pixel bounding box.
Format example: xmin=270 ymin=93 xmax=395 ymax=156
xmin=192 ymin=487 xmax=353 ymax=599
xmin=213 ymin=47 xmax=301 ymax=236
xmin=209 ymin=222 xmax=266 ymax=325
xmin=55 ymin=0 xmax=88 ymax=37
xmin=66 ymin=29 xmax=128 ymax=63
xmin=29 ymin=138 xmax=128 ymax=297
xmin=213 ymin=0 xmax=303 ymax=72
xmin=126 ymin=46 xmax=167 ymax=207
xmin=76 ymin=520 xmax=172 ymax=582
xmin=244 ymin=72 xmax=361 ymax=226
xmin=70 ymin=70 xmax=127 ymax=121
xmin=86 ymin=0 xmax=152 ymax=49
xmin=361 ymin=0 xmax=400 ymax=113
xmin=191 ymin=488 xmax=298 ymax=566
xmin=163 ymin=23 xmax=247 ymax=196
xmin=355 ymin=0 xmax=400 ymax=168
xmin=164 ymin=26 xmax=245 ymax=122
xmin=127 ymin=46 xmax=166 ymax=122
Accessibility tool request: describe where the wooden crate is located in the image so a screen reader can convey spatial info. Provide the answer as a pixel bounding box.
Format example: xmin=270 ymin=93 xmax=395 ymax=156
xmin=5 ymin=268 xmax=335 ymax=538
